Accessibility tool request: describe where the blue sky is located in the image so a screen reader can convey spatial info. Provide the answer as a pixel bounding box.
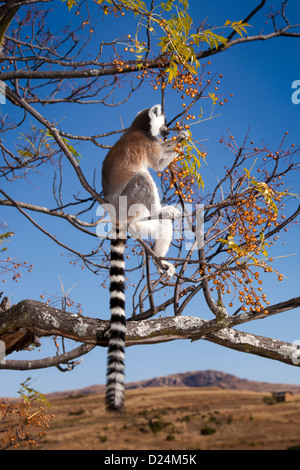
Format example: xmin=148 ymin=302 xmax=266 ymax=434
xmin=0 ymin=0 xmax=300 ymax=397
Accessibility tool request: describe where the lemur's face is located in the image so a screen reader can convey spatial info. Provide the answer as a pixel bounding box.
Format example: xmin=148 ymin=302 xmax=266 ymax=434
xmin=149 ymin=105 xmax=170 ymax=137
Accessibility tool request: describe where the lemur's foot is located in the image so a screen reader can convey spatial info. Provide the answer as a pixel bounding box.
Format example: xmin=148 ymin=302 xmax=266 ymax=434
xmin=157 ymin=261 xmax=176 ymax=279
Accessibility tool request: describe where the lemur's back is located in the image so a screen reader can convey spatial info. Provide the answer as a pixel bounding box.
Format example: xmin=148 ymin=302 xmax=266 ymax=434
xmin=102 ymin=129 xmax=161 ymax=205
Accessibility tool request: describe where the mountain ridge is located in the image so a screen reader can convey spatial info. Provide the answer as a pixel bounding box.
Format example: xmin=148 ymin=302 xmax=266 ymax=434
xmin=44 ymin=369 xmax=300 ymax=399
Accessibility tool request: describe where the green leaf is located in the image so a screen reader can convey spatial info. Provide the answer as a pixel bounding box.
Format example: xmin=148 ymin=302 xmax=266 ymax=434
xmin=0 ymin=231 xmax=13 ymax=252
xmin=250 ymin=180 xmax=278 ymax=214
xmin=62 ymin=0 xmax=78 ymax=11
xmin=40 ymin=129 xmax=82 ymax=163
xmin=244 ymin=167 xmax=251 ymax=179
xmin=161 ymin=0 xmax=175 ymax=11
xmin=230 ymin=21 xmax=251 ymax=37
xmin=17 ymin=149 xmax=33 ymax=158
xmin=18 ymin=378 xmax=51 ymax=407
xmin=165 ymin=63 xmax=178 ymax=82
xmin=208 ymin=92 xmax=218 ymax=104
xmin=63 ymin=140 xmax=82 ymax=163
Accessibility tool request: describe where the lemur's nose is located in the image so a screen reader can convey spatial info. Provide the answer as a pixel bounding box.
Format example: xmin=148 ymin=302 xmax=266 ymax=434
xmin=161 ymin=126 xmax=170 ymax=137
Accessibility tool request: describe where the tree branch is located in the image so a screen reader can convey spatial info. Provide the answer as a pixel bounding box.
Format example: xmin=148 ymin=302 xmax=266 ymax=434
xmin=0 ymin=196 xmax=99 ymax=230
xmin=4 ymin=85 xmax=105 ymax=205
xmin=1 ymin=297 xmax=299 ymax=369
xmin=0 ymin=344 xmax=95 ymax=370
xmin=205 ymin=327 xmax=300 ymax=368
xmin=1 ymin=26 xmax=299 ymax=82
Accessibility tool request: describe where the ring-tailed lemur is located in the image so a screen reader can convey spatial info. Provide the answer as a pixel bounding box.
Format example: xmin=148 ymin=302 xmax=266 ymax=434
xmin=101 ymin=104 xmax=188 ymax=412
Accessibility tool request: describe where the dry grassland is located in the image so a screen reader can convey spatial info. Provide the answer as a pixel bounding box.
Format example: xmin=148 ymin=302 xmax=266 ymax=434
xmin=31 ymin=387 xmax=300 ymax=451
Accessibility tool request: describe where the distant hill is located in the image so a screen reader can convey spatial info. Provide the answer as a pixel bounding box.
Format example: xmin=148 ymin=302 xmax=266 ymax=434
xmin=44 ymin=370 xmax=300 ymax=399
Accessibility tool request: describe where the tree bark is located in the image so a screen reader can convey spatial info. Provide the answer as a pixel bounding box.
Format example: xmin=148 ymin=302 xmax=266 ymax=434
xmin=0 ymin=298 xmax=299 ymax=370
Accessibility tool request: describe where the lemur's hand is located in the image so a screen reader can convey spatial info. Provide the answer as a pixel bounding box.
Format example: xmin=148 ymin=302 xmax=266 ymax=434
xmin=161 ymin=205 xmax=181 ymax=220
xmin=178 ymin=130 xmax=189 ymax=141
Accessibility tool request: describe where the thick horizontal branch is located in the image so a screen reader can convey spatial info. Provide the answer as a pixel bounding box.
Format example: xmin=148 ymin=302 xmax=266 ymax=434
xmin=0 ymin=297 xmax=299 ymax=369
xmin=0 ymin=299 xmax=106 ymax=354
xmin=0 ymin=63 xmax=140 ymax=81
xmin=204 ymin=328 xmax=300 ymax=368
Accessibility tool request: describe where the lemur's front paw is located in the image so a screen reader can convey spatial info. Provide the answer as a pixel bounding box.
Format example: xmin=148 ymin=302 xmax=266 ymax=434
xmin=178 ymin=130 xmax=189 ymax=141
xmin=161 ymin=205 xmax=181 ymax=220
xmin=157 ymin=261 xmax=176 ymax=279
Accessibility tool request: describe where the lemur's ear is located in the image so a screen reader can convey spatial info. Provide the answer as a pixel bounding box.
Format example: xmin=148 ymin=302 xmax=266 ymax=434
xmin=149 ymin=104 xmax=161 ymax=119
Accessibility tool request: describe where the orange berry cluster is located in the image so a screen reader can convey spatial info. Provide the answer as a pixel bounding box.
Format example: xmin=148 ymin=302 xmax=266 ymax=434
xmin=113 ymin=36 xmax=149 ymax=73
xmin=202 ymin=264 xmax=272 ymax=314
xmin=113 ymin=58 xmax=136 ymax=73
xmin=229 ymin=191 xmax=278 ymax=252
xmin=41 ymin=293 xmax=83 ymax=314
xmin=75 ymin=4 xmax=126 ymax=32
xmin=158 ymin=120 xmax=207 ymax=205
xmin=1 ymin=258 xmax=33 ymax=284
xmin=212 ymin=187 xmax=285 ymax=313
xmin=158 ymin=153 xmax=196 ymax=205
xmin=0 ymin=400 xmax=54 ymax=449
xmin=171 ymin=70 xmax=199 ymax=96
xmin=0 ymin=52 xmax=12 ymax=70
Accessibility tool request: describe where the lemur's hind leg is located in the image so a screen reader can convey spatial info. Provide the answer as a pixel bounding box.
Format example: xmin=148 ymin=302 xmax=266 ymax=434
xmin=151 ymin=218 xmax=176 ymax=278
xmin=133 ymin=216 xmax=177 ymax=278
xmin=120 ymin=172 xmax=178 ymax=277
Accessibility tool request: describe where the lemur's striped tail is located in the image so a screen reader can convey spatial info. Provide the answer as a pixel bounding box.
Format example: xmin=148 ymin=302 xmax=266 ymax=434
xmin=105 ymin=229 xmax=126 ymax=412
